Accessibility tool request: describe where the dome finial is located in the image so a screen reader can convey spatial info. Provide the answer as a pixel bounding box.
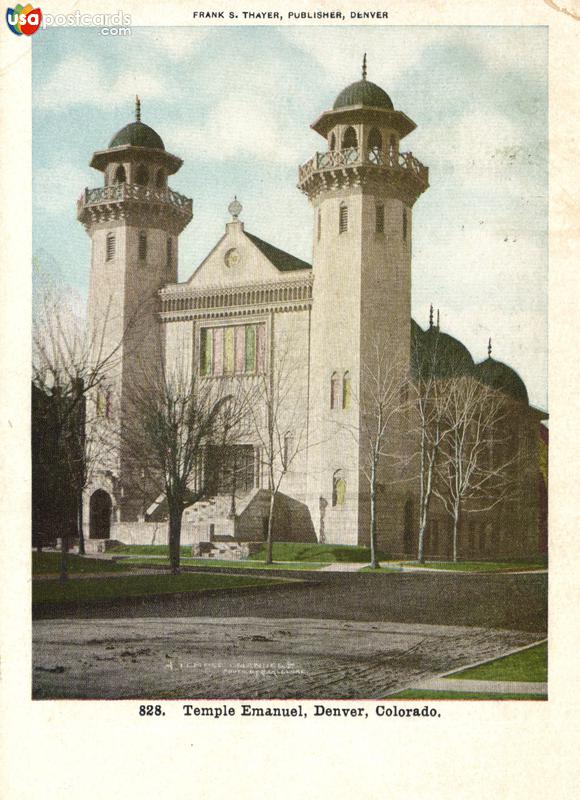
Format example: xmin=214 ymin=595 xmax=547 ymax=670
xmin=362 ymin=53 xmax=367 ymax=80
xmin=135 ymin=95 xmax=141 ymax=122
xmin=488 ymin=337 xmax=492 ymax=358
xmin=429 ymin=304 xmax=434 ymax=329
xmin=228 ymin=195 xmax=243 ymax=220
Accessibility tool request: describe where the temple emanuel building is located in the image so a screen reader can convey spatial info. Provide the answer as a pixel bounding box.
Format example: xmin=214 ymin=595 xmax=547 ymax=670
xmin=77 ymin=67 xmax=548 ymax=560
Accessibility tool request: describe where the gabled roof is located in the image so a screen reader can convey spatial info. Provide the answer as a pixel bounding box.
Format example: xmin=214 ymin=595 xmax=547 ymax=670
xmin=244 ymin=231 xmax=311 ymax=273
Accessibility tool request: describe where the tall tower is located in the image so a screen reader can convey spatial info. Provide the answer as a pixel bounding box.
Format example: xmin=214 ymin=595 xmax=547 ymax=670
xmin=299 ymin=59 xmax=429 ymax=546
xmin=77 ymin=98 xmax=192 ymax=533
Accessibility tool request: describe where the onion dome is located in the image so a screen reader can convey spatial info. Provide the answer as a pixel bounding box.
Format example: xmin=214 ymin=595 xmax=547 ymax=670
xmin=108 ymin=96 xmax=165 ymax=150
xmin=475 ymin=356 xmax=529 ymax=405
xmin=411 ymin=312 xmax=474 ymax=379
xmin=333 ymin=79 xmax=394 ymax=111
xmin=333 ymin=52 xmax=394 ymax=110
xmin=109 ymin=121 xmax=165 ymax=150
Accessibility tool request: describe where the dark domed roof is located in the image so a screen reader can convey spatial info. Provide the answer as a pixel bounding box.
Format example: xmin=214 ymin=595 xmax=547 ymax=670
xmin=411 ymin=325 xmax=475 ymax=379
xmin=333 ymin=79 xmax=394 ymax=111
xmin=475 ymin=358 xmax=529 ymax=405
xmin=109 ymin=121 xmax=165 ymax=150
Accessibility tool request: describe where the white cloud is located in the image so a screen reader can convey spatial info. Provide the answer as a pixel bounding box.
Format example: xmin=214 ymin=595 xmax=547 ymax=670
xmin=172 ymin=95 xmax=299 ymax=165
xmin=135 ymin=28 xmax=210 ymax=61
xmin=35 ymin=54 xmax=173 ymax=111
xmin=33 ymin=162 xmax=93 ymax=213
xmin=282 ymin=28 xmax=446 ymax=90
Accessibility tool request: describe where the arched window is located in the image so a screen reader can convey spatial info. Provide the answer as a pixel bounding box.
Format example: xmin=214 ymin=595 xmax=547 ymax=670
xmin=105 ymin=233 xmax=115 ymax=261
xmin=114 ymin=164 xmax=126 ymax=184
xmin=342 ymin=126 xmax=357 ymax=149
xmin=330 ymin=132 xmax=336 ymax=151
xmin=339 ymin=203 xmax=348 ymax=234
xmin=368 ymin=127 xmax=382 ymax=151
xmin=105 ymin=390 xmax=113 ymax=419
xmin=155 ymin=168 xmax=165 ymax=188
xmin=342 ymin=371 xmax=351 ymax=410
xmin=138 ymin=231 xmax=147 ymax=261
xmin=389 ymin=135 xmax=397 ymax=164
xmin=317 ymin=209 xmax=322 ymax=242
xmin=332 ymin=470 xmax=346 ymax=507
xmin=375 ymin=203 xmax=384 ymax=234
xmin=330 ymin=371 xmax=341 ymax=409
xmin=368 ymin=127 xmax=382 ymax=163
xmin=96 ymin=389 xmax=105 ymax=417
xmin=135 ymin=164 xmax=149 ymax=186
xmin=402 ymin=207 xmax=408 ymax=241
xmin=283 ymin=431 xmax=294 ymax=470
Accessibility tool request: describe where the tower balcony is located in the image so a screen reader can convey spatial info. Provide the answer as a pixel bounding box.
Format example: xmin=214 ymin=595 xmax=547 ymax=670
xmin=77 ymin=183 xmax=193 ymax=233
xmin=298 ymin=146 xmax=429 ymax=203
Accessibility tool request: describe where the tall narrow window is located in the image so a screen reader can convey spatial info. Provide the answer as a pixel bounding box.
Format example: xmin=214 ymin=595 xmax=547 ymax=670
xmin=138 ymin=231 xmax=147 ymax=261
xmin=330 ymin=132 xmax=336 ymax=151
xmin=339 ymin=203 xmax=348 ymax=234
xmin=342 ymin=126 xmax=357 ymax=149
xmin=332 ymin=470 xmax=346 ymax=507
xmin=155 ymin=168 xmax=165 ymax=188
xmin=114 ymin=165 xmax=126 ymax=184
xmin=402 ymin=207 xmax=408 ymax=241
xmin=166 ymin=237 xmax=173 ymax=269
xmin=368 ymin=127 xmax=382 ymax=164
xmin=342 ymin=371 xmax=351 ymax=410
xmin=375 ymin=203 xmax=384 ymax=234
xmin=245 ymin=325 xmax=257 ymax=373
xmin=200 ymin=328 xmax=213 ymax=376
xmin=135 ymin=165 xmax=149 ymax=186
xmin=283 ymin=431 xmax=294 ymax=470
xmin=317 ymin=209 xmax=322 ymax=242
xmin=223 ymin=327 xmax=235 ymax=375
xmin=330 ymin=372 xmax=341 ymax=409
xmin=105 ymin=390 xmax=113 ymax=419
xmin=106 ymin=233 xmax=115 ymax=261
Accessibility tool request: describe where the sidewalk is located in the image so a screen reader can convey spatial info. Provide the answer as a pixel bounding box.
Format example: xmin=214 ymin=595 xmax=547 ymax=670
xmin=409 ymin=678 xmax=547 ymax=695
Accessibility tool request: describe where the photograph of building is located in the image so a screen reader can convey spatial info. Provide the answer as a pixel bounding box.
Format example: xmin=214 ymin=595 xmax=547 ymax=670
xmin=30 ymin=26 xmax=549 ymax=702
xmin=76 ymin=62 xmax=547 ymax=561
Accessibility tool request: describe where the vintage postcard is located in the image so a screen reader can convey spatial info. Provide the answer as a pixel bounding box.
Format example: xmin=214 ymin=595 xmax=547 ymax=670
xmin=1 ymin=1 xmax=578 ymax=798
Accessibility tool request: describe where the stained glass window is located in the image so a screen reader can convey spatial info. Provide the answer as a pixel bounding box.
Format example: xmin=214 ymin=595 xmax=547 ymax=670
xmin=245 ymin=326 xmax=256 ymax=373
xmin=224 ymin=328 xmax=235 ymax=374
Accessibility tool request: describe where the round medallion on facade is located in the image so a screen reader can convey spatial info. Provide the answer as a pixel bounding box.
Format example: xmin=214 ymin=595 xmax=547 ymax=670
xmin=224 ymin=248 xmax=240 ymax=268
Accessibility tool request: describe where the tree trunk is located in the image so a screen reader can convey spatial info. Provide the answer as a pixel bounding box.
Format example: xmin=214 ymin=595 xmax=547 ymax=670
xmin=452 ymin=506 xmax=461 ymax=563
xmin=59 ymin=534 xmax=68 ymax=583
xmin=77 ymin=491 xmax=85 ymax=556
xmin=369 ymin=461 xmax=379 ymax=569
xmin=265 ymin=491 xmax=276 ymax=565
xmin=168 ymin=505 xmax=183 ymax=574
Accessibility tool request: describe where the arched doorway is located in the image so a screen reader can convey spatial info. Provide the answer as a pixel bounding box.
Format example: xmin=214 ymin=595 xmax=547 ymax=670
xmin=404 ymin=499 xmax=414 ymax=554
xmin=89 ymin=490 xmax=112 ymax=539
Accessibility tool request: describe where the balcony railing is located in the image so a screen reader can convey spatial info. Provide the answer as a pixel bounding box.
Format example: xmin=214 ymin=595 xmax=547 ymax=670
xmin=298 ymin=147 xmax=428 ymax=187
xmin=77 ymin=183 xmax=193 ymax=215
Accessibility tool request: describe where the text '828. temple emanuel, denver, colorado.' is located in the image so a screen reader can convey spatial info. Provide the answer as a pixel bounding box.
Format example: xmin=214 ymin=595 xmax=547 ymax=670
xmin=76 ymin=59 xmax=548 ymax=561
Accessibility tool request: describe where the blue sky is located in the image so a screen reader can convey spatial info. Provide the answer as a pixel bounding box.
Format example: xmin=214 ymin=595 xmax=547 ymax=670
xmin=32 ymin=25 xmax=548 ymax=407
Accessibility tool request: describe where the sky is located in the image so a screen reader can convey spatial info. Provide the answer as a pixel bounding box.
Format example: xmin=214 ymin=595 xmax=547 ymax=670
xmin=32 ymin=25 xmax=548 ymax=408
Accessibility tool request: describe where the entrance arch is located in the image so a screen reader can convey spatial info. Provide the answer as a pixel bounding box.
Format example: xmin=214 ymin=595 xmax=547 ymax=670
xmin=89 ymin=490 xmax=112 ymax=539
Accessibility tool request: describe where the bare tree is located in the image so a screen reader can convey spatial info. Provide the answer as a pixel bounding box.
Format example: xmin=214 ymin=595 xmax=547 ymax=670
xmin=433 ymin=377 xmax=516 ymax=562
xmin=244 ymin=344 xmax=309 ymax=565
xmin=32 ymin=289 xmax=125 ymax=579
xmin=409 ymin=327 xmax=457 ymax=564
xmin=123 ymin=357 xmax=250 ymax=574
xmin=346 ymin=343 xmax=409 ymax=569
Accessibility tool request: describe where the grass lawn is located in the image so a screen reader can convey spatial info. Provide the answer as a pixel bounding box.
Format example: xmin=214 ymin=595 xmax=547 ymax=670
xmin=119 ymin=557 xmax=326 ymax=571
xmin=33 ymin=552 xmax=127 ymax=576
xmin=389 ymin=690 xmax=547 ymax=701
xmin=108 ymin=542 xmax=391 ymax=564
xmin=32 ymin=572 xmax=288 ymax=604
xmin=449 ymin=641 xmax=547 ymax=683
xmin=399 ymin=560 xmax=546 ymax=572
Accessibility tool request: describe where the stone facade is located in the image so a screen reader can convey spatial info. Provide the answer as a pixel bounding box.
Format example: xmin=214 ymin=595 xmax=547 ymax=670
xmin=79 ymin=78 xmax=547 ymax=560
